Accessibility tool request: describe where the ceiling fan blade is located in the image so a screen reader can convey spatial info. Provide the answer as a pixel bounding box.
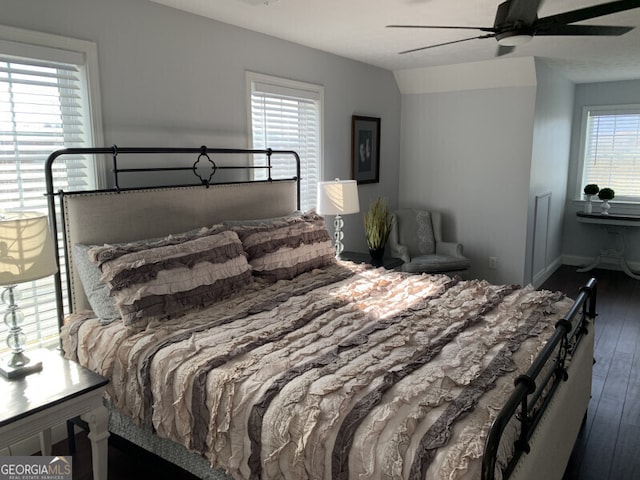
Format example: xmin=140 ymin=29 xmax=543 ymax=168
xmin=500 ymin=0 xmax=544 ymax=25
xmin=536 ymin=0 xmax=640 ymax=29
xmin=535 ymin=24 xmax=634 ymax=35
xmin=387 ymin=24 xmax=495 ymax=33
xmin=496 ymin=45 xmax=515 ymax=56
xmin=399 ymin=34 xmax=495 ymax=54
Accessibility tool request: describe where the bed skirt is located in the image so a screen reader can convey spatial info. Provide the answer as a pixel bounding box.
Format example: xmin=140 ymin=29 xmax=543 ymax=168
xmin=108 ymin=403 xmax=232 ymax=480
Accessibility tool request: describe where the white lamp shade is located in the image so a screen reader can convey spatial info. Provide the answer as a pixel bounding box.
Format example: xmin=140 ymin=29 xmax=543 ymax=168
xmin=0 ymin=212 xmax=57 ymax=285
xmin=317 ymin=180 xmax=360 ymax=215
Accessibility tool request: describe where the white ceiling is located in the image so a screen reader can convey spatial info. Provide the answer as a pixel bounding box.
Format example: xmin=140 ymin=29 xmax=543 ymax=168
xmin=149 ymin=0 xmax=640 ymax=83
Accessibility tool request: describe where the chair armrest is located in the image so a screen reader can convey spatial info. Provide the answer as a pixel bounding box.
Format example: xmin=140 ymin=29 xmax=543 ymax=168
xmin=390 ymin=242 xmax=411 ymax=263
xmin=436 ymin=241 xmax=465 ymax=258
xmin=389 ymin=213 xmax=411 ymax=262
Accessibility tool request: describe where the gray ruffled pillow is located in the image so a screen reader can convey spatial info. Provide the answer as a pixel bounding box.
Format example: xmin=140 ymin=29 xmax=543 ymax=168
xmin=88 ymin=226 xmax=252 ymax=331
xmin=228 ymin=211 xmax=335 ymax=282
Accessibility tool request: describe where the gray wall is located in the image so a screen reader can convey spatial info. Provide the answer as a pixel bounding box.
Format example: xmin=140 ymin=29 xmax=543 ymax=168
xmin=397 ymin=58 xmax=576 ymax=286
xmin=3 ymin=0 xmax=401 ymax=253
xmin=563 ymin=79 xmax=640 ymax=270
xmin=399 ymin=81 xmax=537 ymax=284
xmin=526 ymin=60 xmax=575 ymax=284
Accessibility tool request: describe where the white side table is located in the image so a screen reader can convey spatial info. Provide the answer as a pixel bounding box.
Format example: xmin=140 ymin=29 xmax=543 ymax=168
xmin=576 ymin=211 xmax=640 ymax=280
xmin=0 ymin=349 xmax=109 ymax=480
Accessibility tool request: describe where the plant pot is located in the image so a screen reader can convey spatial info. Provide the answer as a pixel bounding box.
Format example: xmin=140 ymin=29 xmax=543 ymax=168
xmin=584 ymin=194 xmax=593 ymax=214
xmin=601 ymin=199 xmax=611 ymax=215
xmin=369 ymin=248 xmax=385 ymax=266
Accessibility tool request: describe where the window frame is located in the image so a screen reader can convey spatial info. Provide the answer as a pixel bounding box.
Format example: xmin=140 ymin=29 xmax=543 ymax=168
xmin=576 ymin=104 xmax=640 ymax=204
xmin=0 ymin=25 xmax=105 ymax=182
xmin=246 ymin=71 xmax=324 ymax=211
xmin=0 ymin=25 xmax=104 ymax=352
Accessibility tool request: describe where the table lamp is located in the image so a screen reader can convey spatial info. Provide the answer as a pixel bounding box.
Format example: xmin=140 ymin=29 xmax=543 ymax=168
xmin=317 ymin=179 xmax=360 ymax=259
xmin=0 ymin=211 xmax=57 ymax=379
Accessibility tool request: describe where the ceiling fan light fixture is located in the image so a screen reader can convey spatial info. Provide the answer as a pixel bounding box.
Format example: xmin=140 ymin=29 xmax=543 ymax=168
xmin=391 ymin=0 xmax=638 ymax=56
xmin=496 ymin=31 xmax=533 ymax=47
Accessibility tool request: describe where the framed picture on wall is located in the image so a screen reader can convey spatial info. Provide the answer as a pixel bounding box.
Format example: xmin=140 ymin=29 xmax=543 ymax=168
xmin=351 ymin=115 xmax=380 ymax=184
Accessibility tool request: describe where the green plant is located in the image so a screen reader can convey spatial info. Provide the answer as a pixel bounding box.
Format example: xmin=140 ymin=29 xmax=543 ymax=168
xmin=583 ymin=184 xmax=599 ymax=195
xmin=598 ymin=187 xmax=615 ymax=200
xmin=364 ymin=197 xmax=392 ymax=250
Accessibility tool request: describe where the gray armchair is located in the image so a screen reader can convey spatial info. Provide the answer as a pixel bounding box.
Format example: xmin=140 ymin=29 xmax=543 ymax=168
xmin=389 ymin=208 xmax=470 ymax=274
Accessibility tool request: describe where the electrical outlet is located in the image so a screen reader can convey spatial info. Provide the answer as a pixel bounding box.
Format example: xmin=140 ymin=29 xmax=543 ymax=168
xmin=489 ymin=257 xmax=497 ymax=269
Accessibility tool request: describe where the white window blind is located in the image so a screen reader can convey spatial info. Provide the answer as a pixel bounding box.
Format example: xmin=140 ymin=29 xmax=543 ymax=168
xmin=581 ymin=106 xmax=640 ymax=201
xmin=0 ymin=36 xmax=99 ymax=353
xmin=249 ymin=74 xmax=322 ymax=212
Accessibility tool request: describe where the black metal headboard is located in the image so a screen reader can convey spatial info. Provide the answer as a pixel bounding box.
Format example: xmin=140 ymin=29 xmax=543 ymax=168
xmin=45 ymin=145 xmax=301 ymax=329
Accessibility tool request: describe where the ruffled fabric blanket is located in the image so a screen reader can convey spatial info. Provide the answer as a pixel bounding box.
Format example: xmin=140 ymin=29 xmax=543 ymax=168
xmin=61 ymin=262 xmax=571 ymax=480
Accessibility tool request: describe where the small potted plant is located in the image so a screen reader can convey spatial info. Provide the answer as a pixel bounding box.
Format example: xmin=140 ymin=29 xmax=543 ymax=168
xmin=597 ymin=187 xmax=615 ymax=215
xmin=583 ymin=184 xmax=599 ymax=213
xmin=364 ymin=197 xmax=392 ymax=264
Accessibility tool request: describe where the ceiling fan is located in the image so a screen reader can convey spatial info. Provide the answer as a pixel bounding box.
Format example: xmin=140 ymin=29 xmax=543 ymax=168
xmin=388 ymin=0 xmax=640 ymax=55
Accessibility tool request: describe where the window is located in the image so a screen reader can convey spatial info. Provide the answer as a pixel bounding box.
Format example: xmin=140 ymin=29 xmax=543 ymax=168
xmin=0 ymin=26 xmax=103 ymax=353
xmin=247 ymin=72 xmax=323 ymax=211
xmin=579 ymin=106 xmax=640 ymax=202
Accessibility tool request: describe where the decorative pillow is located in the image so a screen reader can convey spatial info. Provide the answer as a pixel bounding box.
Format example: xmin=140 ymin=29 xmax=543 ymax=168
xmin=89 ymin=226 xmax=252 ymax=330
xmin=229 ymin=211 xmax=335 ymax=282
xmin=397 ymin=209 xmax=435 ymax=256
xmin=73 ymin=226 xmax=206 ymax=325
xmin=72 ymin=244 xmax=120 ymax=325
xmin=222 ymin=212 xmax=300 ymax=228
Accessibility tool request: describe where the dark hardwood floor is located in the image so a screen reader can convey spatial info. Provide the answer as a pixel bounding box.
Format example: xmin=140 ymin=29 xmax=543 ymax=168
xmin=52 ymin=265 xmax=639 ymax=479
xmin=545 ymin=266 xmax=640 ymax=480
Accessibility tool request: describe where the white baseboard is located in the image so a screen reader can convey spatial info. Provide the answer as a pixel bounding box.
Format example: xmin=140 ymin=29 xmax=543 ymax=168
xmin=562 ymin=254 xmax=640 ymax=273
xmin=532 ymin=256 xmax=563 ymax=288
xmin=562 ymin=254 xmax=597 ymax=267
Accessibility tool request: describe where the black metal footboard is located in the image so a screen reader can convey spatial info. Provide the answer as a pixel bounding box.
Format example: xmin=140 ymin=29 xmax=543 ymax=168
xmin=481 ymin=277 xmax=597 ymax=480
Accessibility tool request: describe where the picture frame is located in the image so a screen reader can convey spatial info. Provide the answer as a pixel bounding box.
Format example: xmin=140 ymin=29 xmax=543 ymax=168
xmin=351 ymin=115 xmax=380 ymax=184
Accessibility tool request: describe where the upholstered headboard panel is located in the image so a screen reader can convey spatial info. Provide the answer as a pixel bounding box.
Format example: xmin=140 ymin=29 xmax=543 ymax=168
xmin=63 ymin=180 xmax=298 ymax=312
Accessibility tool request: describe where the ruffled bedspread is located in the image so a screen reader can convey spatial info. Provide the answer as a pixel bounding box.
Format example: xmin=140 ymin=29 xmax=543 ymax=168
xmin=61 ymin=262 xmax=571 ymax=480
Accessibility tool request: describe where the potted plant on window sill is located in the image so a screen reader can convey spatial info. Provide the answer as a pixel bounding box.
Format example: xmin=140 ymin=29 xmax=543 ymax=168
xmin=598 ymin=187 xmax=615 ymax=215
xmin=364 ymin=197 xmax=392 ymax=265
xmin=583 ymin=184 xmax=599 ymax=213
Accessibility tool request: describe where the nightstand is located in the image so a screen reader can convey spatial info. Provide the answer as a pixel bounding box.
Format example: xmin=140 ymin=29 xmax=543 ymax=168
xmin=340 ymin=251 xmax=404 ymax=270
xmin=0 ymin=349 xmax=109 ymax=480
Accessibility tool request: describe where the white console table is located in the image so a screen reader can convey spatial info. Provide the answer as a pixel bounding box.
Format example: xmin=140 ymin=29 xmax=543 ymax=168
xmin=576 ymin=211 xmax=640 ymax=280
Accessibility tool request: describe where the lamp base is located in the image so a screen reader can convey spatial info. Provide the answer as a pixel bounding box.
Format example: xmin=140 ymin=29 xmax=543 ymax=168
xmin=0 ymin=352 xmax=43 ymax=380
xmin=333 ymin=214 xmax=345 ymax=259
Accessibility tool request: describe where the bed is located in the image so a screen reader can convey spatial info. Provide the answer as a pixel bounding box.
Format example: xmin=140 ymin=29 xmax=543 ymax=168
xmin=46 ymin=146 xmax=597 ymax=480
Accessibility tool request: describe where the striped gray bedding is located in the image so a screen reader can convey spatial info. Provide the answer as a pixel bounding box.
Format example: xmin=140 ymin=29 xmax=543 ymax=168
xmin=61 ymin=261 xmax=571 ymax=480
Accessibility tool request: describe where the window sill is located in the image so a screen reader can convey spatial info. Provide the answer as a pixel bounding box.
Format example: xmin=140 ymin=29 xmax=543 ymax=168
xmin=572 ymin=199 xmax=640 ymax=215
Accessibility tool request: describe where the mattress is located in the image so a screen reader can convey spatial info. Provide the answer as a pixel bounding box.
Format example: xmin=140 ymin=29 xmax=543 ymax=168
xmin=61 ymin=261 xmax=572 ymax=480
